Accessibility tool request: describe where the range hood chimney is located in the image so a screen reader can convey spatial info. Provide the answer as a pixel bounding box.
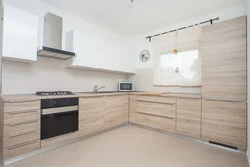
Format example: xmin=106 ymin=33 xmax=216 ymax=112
xmin=37 ymin=13 xmax=76 ymax=60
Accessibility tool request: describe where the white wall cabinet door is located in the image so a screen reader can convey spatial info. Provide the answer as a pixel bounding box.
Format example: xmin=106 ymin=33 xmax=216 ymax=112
xmin=2 ymin=5 xmax=38 ymax=62
xmin=66 ymin=29 xmax=135 ymax=74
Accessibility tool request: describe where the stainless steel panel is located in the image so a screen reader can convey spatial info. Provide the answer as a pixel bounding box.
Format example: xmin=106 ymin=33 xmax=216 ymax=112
xmin=41 ymin=106 xmax=78 ymax=115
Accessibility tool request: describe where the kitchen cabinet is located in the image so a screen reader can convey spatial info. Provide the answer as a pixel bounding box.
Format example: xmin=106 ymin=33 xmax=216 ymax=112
xmin=79 ymin=97 xmax=105 ymax=136
xmin=176 ymin=98 xmax=201 ymax=138
xmin=202 ymin=99 xmax=246 ymax=149
xmin=129 ymin=95 xmax=136 ymax=123
xmin=135 ymin=96 xmax=176 ymax=132
xmin=0 ymin=99 xmax=41 ymax=160
xmin=201 ymin=16 xmax=247 ymax=101
xmin=66 ymin=29 xmax=135 ymax=74
xmin=105 ymin=95 xmax=129 ymax=129
xmin=2 ymin=5 xmax=38 ymax=62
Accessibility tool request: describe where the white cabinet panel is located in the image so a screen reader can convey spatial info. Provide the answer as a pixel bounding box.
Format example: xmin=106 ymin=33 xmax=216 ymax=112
xmin=2 ymin=5 xmax=38 ymax=62
xmin=66 ymin=29 xmax=135 ymax=74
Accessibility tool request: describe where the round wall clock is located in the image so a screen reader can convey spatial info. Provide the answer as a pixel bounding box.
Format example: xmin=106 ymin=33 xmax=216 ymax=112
xmin=139 ymin=50 xmax=150 ymax=62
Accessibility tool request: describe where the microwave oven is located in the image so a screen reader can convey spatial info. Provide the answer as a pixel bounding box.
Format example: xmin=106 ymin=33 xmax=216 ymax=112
xmin=118 ymin=82 xmax=133 ymax=92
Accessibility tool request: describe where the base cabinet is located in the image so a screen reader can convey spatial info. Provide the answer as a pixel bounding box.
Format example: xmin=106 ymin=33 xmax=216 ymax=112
xmin=135 ymin=96 xmax=176 ymax=132
xmin=176 ymin=98 xmax=201 ymax=138
xmin=105 ymin=95 xmax=129 ymax=129
xmin=79 ymin=97 xmax=105 ymax=136
xmin=202 ymin=99 xmax=246 ymax=149
xmin=129 ymin=95 xmax=136 ymax=123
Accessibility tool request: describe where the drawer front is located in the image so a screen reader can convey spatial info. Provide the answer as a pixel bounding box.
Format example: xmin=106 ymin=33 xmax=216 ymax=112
xmin=4 ymin=100 xmax=40 ymax=113
xmin=4 ymin=110 xmax=40 ymax=124
xmin=137 ymin=96 xmax=176 ymax=104
xmin=3 ymin=130 xmax=40 ymax=148
xmin=79 ymin=97 xmax=105 ymax=120
xmin=176 ymin=98 xmax=201 ymax=138
xmin=79 ymin=116 xmax=104 ymax=136
xmin=105 ymin=112 xmax=128 ymax=129
xmin=4 ymin=120 xmax=40 ymax=136
xmin=202 ymin=100 xmax=246 ymax=149
xmin=135 ymin=113 xmax=176 ymax=132
xmin=137 ymin=101 xmax=176 ymax=118
xmin=3 ymin=140 xmax=40 ymax=160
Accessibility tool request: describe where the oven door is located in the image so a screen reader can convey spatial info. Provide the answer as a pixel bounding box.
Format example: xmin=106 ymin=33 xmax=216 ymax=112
xmin=41 ymin=108 xmax=78 ymax=140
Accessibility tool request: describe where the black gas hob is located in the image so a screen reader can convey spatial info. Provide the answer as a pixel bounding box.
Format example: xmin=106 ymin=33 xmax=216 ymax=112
xmin=36 ymin=91 xmax=74 ymax=96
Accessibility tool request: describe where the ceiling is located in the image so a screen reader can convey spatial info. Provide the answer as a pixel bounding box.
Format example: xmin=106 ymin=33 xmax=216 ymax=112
xmin=41 ymin=0 xmax=244 ymax=37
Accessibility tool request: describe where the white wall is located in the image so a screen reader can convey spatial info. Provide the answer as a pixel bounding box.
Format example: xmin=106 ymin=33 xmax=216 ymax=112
xmin=246 ymin=0 xmax=250 ymax=164
xmin=128 ymin=4 xmax=245 ymax=93
xmin=2 ymin=0 xmax=129 ymax=94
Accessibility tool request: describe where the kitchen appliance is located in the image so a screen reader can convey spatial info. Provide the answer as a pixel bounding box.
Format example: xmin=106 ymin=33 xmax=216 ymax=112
xmin=41 ymin=97 xmax=79 ymax=140
xmin=37 ymin=13 xmax=76 ymax=59
xmin=36 ymin=91 xmax=74 ymax=96
xmin=118 ymin=82 xmax=133 ymax=92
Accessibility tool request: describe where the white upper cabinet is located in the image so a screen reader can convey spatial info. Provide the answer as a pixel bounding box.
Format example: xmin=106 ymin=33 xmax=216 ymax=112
xmin=2 ymin=5 xmax=38 ymax=62
xmin=66 ymin=29 xmax=135 ymax=74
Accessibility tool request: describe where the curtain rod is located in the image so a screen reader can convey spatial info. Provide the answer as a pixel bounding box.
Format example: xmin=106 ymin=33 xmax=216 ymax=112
xmin=145 ymin=17 xmax=219 ymax=42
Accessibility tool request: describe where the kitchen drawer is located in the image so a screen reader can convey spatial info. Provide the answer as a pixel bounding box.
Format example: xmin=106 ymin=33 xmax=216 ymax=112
xmin=4 ymin=120 xmax=40 ymax=136
xmin=137 ymin=95 xmax=176 ymax=104
xmin=79 ymin=116 xmax=104 ymax=136
xmin=136 ymin=101 xmax=176 ymax=118
xmin=4 ymin=100 xmax=40 ymax=113
xmin=3 ymin=139 xmax=40 ymax=160
xmin=105 ymin=112 xmax=128 ymax=129
xmin=3 ymin=130 xmax=40 ymax=148
xmin=105 ymin=103 xmax=128 ymax=114
xmin=135 ymin=113 xmax=176 ymax=132
xmin=4 ymin=110 xmax=40 ymax=124
xmin=176 ymin=98 xmax=201 ymax=138
xmin=202 ymin=100 xmax=246 ymax=149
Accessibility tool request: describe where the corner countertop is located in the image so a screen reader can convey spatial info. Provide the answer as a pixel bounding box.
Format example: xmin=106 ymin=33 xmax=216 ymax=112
xmin=0 ymin=91 xmax=201 ymax=102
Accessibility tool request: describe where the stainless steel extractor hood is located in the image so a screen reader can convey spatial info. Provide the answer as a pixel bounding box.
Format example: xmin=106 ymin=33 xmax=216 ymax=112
xmin=37 ymin=13 xmax=76 ymax=60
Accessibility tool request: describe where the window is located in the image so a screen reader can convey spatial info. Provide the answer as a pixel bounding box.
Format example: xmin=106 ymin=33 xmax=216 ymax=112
xmin=154 ymin=48 xmax=201 ymax=86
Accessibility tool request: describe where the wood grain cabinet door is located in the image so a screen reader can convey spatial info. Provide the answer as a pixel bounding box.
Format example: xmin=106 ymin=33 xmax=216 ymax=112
xmin=176 ymin=98 xmax=201 ymax=138
xmin=79 ymin=97 xmax=105 ymax=136
xmin=201 ymin=16 xmax=247 ymax=101
xmin=129 ymin=95 xmax=137 ymax=123
xmin=105 ymin=95 xmax=129 ymax=129
xmin=202 ymin=99 xmax=246 ymax=149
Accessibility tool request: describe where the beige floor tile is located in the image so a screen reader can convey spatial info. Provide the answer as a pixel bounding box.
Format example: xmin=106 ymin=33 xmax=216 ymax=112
xmin=4 ymin=125 xmax=247 ymax=167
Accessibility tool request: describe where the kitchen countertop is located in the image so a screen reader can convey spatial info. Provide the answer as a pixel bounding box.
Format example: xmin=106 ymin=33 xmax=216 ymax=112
xmin=0 ymin=91 xmax=201 ymax=102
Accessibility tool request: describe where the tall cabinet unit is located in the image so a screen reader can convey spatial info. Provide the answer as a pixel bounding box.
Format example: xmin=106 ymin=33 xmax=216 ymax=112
xmin=200 ymin=16 xmax=247 ymax=149
xmin=2 ymin=5 xmax=38 ymax=62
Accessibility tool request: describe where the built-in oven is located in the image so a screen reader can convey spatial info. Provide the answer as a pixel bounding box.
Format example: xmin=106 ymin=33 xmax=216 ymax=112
xmin=40 ymin=97 xmax=79 ymax=140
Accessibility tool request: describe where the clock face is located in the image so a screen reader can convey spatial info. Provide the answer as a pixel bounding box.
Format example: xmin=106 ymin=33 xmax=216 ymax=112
xmin=139 ymin=50 xmax=150 ymax=62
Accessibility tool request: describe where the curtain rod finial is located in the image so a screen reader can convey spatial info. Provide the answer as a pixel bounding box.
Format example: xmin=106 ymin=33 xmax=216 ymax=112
xmin=216 ymin=17 xmax=220 ymax=20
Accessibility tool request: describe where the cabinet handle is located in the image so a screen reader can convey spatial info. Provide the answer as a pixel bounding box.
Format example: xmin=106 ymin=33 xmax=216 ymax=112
xmin=204 ymin=98 xmax=243 ymax=102
xmin=8 ymin=99 xmax=39 ymax=103
xmin=8 ymin=130 xmax=37 ymax=138
xmin=8 ymin=140 xmax=37 ymax=150
xmin=8 ymin=120 xmax=37 ymax=126
xmin=137 ymin=111 xmax=175 ymax=120
xmin=9 ymin=110 xmax=39 ymax=115
xmin=137 ymin=100 xmax=175 ymax=105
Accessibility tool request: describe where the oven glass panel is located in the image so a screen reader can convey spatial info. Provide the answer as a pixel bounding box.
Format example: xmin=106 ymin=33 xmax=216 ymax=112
xmin=120 ymin=83 xmax=132 ymax=90
xmin=41 ymin=111 xmax=78 ymax=140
